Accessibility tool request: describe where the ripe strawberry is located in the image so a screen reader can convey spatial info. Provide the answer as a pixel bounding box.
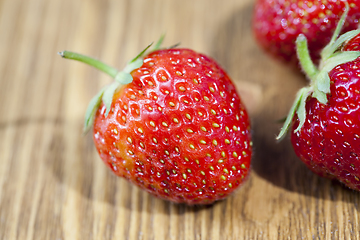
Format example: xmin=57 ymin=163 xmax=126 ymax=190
xmin=277 ymin=10 xmax=360 ymax=190
xmin=59 ymin=42 xmax=252 ymax=204
xmin=253 ymin=0 xmax=360 ymax=66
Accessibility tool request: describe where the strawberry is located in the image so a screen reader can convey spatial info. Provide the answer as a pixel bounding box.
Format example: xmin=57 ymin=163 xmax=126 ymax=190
xmin=59 ymin=41 xmax=252 ymax=204
xmin=253 ymin=0 xmax=360 ymax=66
xmin=277 ymin=8 xmax=360 ymax=190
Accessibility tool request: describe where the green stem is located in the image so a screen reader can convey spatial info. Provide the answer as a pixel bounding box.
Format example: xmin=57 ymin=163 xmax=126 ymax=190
xmin=296 ymin=34 xmax=319 ymax=80
xmin=320 ymin=2 xmax=349 ymax=61
xmin=58 ymin=51 xmax=119 ymax=78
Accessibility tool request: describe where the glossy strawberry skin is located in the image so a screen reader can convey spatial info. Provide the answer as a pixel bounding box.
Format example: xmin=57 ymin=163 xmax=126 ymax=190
xmin=291 ymin=33 xmax=360 ymax=190
xmin=253 ymin=0 xmax=360 ymax=66
xmin=92 ymin=48 xmax=252 ymax=204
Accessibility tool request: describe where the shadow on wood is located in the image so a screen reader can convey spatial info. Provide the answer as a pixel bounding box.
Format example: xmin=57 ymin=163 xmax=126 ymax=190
xmin=209 ymin=1 xmax=360 ymax=205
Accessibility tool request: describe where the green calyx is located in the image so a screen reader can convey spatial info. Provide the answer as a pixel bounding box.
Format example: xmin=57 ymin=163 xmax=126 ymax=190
xmin=276 ymin=4 xmax=360 ymax=140
xmin=59 ymin=35 xmax=166 ymax=133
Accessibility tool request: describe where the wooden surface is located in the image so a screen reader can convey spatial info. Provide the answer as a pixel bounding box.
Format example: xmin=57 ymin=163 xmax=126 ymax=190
xmin=1 ymin=0 xmax=360 ymax=239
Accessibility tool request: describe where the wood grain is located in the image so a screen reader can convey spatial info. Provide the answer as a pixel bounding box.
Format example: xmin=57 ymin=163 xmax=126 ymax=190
xmin=1 ymin=0 xmax=360 ymax=239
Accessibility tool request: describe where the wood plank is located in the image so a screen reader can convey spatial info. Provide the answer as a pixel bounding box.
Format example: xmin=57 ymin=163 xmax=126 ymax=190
xmin=1 ymin=0 xmax=360 ymax=239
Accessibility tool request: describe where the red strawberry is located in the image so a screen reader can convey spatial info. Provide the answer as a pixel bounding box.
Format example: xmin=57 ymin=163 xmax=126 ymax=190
xmin=59 ymin=42 xmax=252 ymax=204
xmin=277 ymin=10 xmax=360 ymax=190
xmin=253 ymin=0 xmax=360 ymax=66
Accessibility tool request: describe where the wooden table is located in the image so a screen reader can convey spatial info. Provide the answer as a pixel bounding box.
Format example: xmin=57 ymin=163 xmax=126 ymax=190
xmin=1 ymin=0 xmax=360 ymax=239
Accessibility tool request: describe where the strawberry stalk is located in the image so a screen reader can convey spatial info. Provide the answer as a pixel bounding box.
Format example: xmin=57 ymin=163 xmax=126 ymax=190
xmin=58 ymin=51 xmax=119 ymax=78
xmin=58 ymin=42 xmax=159 ymax=132
xmin=277 ymin=4 xmax=360 ymax=140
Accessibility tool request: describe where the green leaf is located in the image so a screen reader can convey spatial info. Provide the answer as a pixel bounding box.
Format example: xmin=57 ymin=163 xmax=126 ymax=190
xmin=129 ymin=42 xmax=153 ymax=63
xmin=296 ymin=34 xmax=319 ymax=80
xmin=294 ymin=89 xmax=312 ymax=133
xmin=322 ymin=29 xmax=360 ymax=61
xmin=322 ymin=51 xmax=360 ymax=73
xmin=321 ymin=3 xmax=350 ymax=60
xmin=312 ymin=51 xmax=360 ymax=104
xmin=153 ymin=34 xmax=165 ymax=50
xmin=276 ymin=87 xmax=311 ymax=140
xmin=168 ymin=42 xmax=181 ymax=49
xmin=123 ymin=58 xmax=144 ymax=73
xmin=102 ymin=82 xmax=121 ymax=117
xmin=84 ymin=87 xmax=106 ymax=133
xmin=314 ymin=71 xmax=331 ymax=95
xmin=115 ymin=71 xmax=133 ymax=84
xmin=312 ymin=88 xmax=328 ymax=105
